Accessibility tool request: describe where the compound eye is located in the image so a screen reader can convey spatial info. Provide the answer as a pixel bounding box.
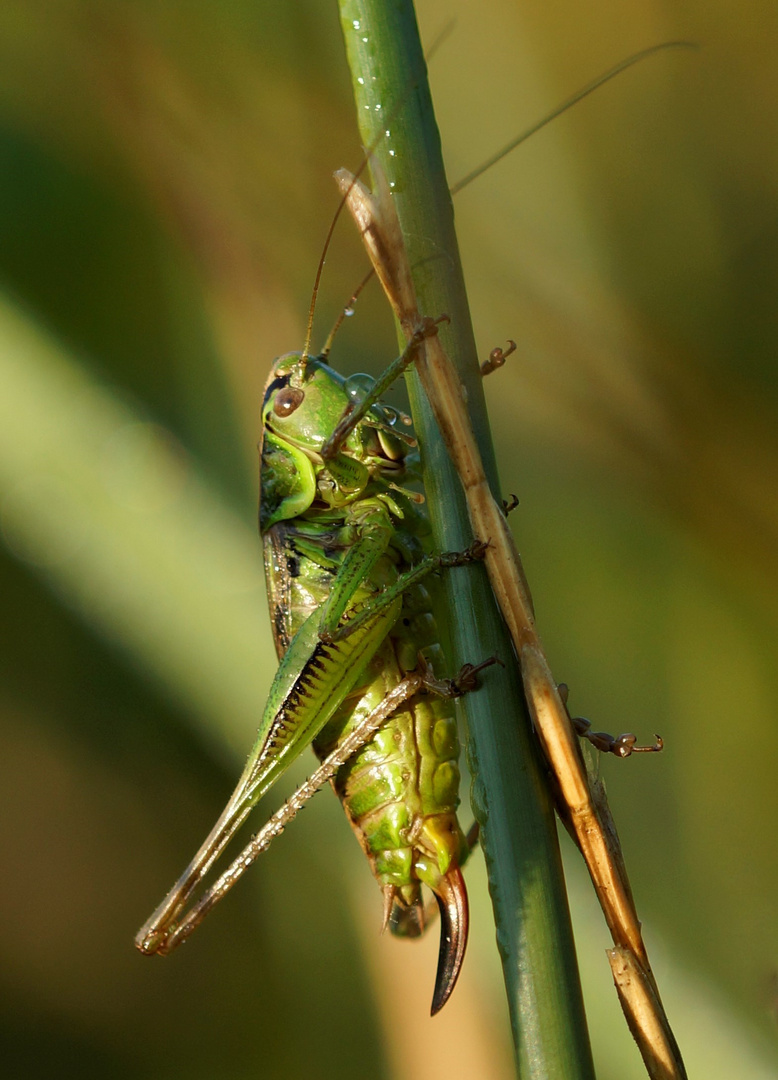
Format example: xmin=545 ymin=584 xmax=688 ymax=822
xmin=273 ymin=387 xmax=305 ymax=418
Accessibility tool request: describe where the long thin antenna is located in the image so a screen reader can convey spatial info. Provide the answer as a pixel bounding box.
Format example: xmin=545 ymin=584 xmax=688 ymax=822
xmin=308 ymin=39 xmax=696 ymax=359
xmin=321 ymin=267 xmax=376 ymax=359
xmin=450 ymin=40 xmax=697 ymax=196
xmin=301 ymin=21 xmax=458 ymax=362
xmin=301 ymin=170 xmax=367 ymax=362
xmin=302 ymin=95 xmax=433 ymax=360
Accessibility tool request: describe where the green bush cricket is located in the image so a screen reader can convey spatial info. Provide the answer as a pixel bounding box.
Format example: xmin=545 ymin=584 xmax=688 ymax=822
xmin=135 ymin=259 xmax=497 ymax=1012
xmin=135 ymin=42 xmax=690 ymax=1021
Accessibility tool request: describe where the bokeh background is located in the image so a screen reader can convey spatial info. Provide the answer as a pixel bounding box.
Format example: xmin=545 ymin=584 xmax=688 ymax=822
xmin=1 ymin=1 xmax=777 ymax=1077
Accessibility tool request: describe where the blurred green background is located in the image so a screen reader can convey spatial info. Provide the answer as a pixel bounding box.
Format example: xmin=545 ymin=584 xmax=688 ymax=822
xmin=1 ymin=1 xmax=777 ymax=1077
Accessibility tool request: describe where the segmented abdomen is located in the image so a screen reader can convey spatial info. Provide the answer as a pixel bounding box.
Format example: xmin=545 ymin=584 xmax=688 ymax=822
xmin=263 ymin=519 xmax=468 ymax=930
xmin=313 ymin=633 xmax=467 ymax=927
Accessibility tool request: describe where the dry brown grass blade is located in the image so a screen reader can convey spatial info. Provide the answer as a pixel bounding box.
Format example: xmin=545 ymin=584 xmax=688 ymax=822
xmin=609 ymin=947 xmax=687 ymax=1080
xmin=336 ymin=163 xmax=686 ymax=1080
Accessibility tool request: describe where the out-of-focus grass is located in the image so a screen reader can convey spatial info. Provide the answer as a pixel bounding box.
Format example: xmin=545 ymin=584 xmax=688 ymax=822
xmin=0 ymin=2 xmax=777 ymax=1078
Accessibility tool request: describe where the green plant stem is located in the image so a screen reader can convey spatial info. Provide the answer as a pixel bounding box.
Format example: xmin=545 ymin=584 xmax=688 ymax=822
xmin=336 ymin=2 xmax=596 ymax=1077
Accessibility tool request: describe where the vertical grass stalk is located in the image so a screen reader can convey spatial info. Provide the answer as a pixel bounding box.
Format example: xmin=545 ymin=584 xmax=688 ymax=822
xmin=336 ymin=2 xmax=596 ymax=1076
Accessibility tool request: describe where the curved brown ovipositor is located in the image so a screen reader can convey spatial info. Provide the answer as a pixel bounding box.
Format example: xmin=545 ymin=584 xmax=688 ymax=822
xmin=430 ymin=866 xmax=469 ymax=1016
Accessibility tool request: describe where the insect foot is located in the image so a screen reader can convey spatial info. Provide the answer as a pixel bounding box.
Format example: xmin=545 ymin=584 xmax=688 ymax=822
xmin=448 ymin=656 xmax=503 ymax=696
xmin=558 ymin=683 xmax=664 ymax=759
xmin=411 ymin=313 xmax=450 ymax=344
xmin=481 ymin=339 xmax=517 ymax=376
xmin=436 ymin=539 xmax=489 ymax=572
xmin=419 ymin=655 xmax=502 ymax=700
xmin=465 ymin=537 xmax=490 ymax=560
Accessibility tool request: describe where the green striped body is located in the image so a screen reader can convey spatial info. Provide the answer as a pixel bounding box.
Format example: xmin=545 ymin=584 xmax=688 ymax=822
xmin=136 ymin=352 xmax=472 ymax=1007
xmin=260 ymin=355 xmax=468 ymax=930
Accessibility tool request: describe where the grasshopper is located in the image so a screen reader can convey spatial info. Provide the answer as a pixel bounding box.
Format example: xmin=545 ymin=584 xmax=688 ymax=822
xmin=136 ymin=42 xmax=689 ymax=1021
xmin=136 ymin=314 xmax=498 ymax=1012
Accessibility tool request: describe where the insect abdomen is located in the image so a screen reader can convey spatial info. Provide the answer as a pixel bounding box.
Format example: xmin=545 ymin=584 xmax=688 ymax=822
xmin=314 ymin=638 xmax=468 ymax=919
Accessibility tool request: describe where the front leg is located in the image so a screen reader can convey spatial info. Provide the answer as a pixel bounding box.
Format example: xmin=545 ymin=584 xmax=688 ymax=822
xmin=317 ymin=504 xmax=394 ymax=640
xmin=320 ymin=315 xmax=447 ymax=461
xmin=321 ymin=540 xmax=488 ymax=645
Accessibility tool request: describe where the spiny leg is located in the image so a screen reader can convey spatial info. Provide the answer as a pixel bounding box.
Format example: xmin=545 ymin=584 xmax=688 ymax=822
xmin=558 ymin=682 xmax=663 ymax=759
xmin=155 ymin=656 xmax=498 ymax=957
xmin=153 ymin=674 xmax=426 ymax=955
xmin=136 ymin=599 xmax=402 ymax=956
